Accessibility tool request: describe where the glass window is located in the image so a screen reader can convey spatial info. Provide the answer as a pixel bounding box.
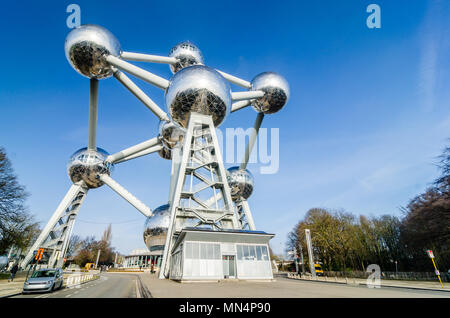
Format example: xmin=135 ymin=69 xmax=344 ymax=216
xmin=261 ymin=246 xmax=269 ymax=261
xmin=243 ymin=245 xmax=250 ymax=260
xmin=256 ymin=245 xmax=262 ymax=260
xmin=237 ymin=245 xmax=243 ymax=260
xmin=31 ymin=270 xmax=56 ymax=278
xmin=192 ymin=242 xmax=199 ymax=259
xmin=200 ymin=243 xmax=207 ymax=259
xmin=249 ymin=245 xmax=256 ymax=260
xmin=214 ymin=244 xmax=220 ymax=259
xmin=185 ymin=242 xmax=193 ymax=259
xmin=207 ymin=243 xmax=213 ymax=259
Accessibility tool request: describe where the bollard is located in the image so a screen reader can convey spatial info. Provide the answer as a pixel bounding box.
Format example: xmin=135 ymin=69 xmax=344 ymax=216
xmin=325 ymin=276 xmax=328 ymax=281
xmin=345 ymin=277 xmax=348 ymax=284
xmin=335 ymin=276 xmax=337 ymax=282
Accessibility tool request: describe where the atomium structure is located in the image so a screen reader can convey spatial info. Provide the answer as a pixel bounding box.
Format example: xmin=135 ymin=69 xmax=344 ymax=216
xmin=21 ymin=24 xmax=289 ymax=279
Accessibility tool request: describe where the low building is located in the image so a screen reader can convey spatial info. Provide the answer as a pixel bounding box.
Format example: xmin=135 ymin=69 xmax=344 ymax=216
xmin=169 ymin=228 xmax=274 ymax=281
xmin=123 ymin=248 xmax=163 ymax=269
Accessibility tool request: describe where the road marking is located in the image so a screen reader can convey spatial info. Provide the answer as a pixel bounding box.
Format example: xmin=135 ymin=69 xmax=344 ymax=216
xmin=65 ymin=294 xmax=72 ymax=298
xmin=135 ymin=279 xmax=141 ymax=298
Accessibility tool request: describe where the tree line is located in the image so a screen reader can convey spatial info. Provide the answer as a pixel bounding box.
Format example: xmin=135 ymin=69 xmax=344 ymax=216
xmin=287 ymin=144 xmax=450 ymax=273
xmin=66 ymin=224 xmax=118 ymax=267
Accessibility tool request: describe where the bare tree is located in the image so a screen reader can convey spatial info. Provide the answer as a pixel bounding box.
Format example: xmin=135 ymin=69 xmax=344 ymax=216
xmin=0 ymin=147 xmax=39 ymax=255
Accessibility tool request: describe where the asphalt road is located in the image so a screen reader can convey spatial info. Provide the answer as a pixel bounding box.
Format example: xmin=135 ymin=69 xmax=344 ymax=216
xmin=12 ymin=273 xmax=139 ymax=298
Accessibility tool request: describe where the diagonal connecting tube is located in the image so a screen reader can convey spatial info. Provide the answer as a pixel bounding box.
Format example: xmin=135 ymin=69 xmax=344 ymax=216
xmin=113 ymin=70 xmax=170 ymax=122
xmin=231 ymin=100 xmax=253 ymax=113
xmin=121 ymin=52 xmax=178 ymax=64
xmin=216 ymin=70 xmax=252 ymax=89
xmin=115 ymin=144 xmax=164 ymax=164
xmin=106 ymin=137 xmax=162 ymax=164
xmin=240 ymin=112 xmax=265 ymax=170
xmin=99 ymin=174 xmax=152 ymax=218
xmin=231 ymin=90 xmax=265 ymax=101
xmin=105 ymin=55 xmax=169 ymax=90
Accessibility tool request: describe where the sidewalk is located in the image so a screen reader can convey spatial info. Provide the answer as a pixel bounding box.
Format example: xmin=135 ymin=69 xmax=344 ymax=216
xmin=286 ymin=273 xmax=450 ymax=292
xmin=0 ymin=276 xmax=26 ymax=297
xmin=137 ymin=272 xmax=450 ymax=298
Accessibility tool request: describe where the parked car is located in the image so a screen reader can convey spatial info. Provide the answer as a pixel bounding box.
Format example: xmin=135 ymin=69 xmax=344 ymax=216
xmin=22 ymin=268 xmax=63 ymax=294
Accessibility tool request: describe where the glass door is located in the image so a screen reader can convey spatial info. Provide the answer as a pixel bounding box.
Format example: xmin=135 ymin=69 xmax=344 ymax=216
xmin=222 ymin=255 xmax=236 ymax=279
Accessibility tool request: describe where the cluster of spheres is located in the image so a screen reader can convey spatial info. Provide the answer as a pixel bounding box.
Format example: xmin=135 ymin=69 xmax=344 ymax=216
xmin=63 ymin=24 xmax=289 ymax=250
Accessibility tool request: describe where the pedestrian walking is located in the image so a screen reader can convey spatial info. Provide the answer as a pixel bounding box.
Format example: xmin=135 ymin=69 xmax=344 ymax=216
xmin=9 ymin=263 xmax=19 ymax=282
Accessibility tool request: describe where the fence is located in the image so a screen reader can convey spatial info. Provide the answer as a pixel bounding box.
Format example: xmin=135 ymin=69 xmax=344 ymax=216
xmin=64 ymin=273 xmax=98 ymax=287
xmin=323 ymin=270 xmax=450 ymax=282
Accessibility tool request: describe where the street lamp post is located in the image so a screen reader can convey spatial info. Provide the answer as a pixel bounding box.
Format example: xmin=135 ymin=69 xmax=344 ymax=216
xmin=395 ymin=261 xmax=398 ymax=278
xmin=305 ymin=229 xmax=316 ymax=278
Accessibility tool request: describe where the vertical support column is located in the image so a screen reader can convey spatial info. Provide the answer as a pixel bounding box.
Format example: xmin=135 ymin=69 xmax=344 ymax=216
xmin=88 ymin=79 xmax=99 ymax=151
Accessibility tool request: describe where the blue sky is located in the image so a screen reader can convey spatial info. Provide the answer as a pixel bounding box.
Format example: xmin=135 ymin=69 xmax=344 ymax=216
xmin=0 ymin=1 xmax=449 ymax=256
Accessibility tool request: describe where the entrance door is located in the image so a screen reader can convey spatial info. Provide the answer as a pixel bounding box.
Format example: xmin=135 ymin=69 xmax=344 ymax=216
xmin=222 ymin=255 xmax=236 ymax=278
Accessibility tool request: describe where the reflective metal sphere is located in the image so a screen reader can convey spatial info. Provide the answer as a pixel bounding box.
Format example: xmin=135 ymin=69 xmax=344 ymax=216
xmin=158 ymin=120 xmax=185 ymax=149
xmin=168 ymin=41 xmax=204 ymax=74
xmin=65 ymin=24 xmax=121 ymax=79
xmin=165 ymin=65 xmax=231 ymax=128
xmin=226 ymin=166 xmax=254 ymax=201
xmin=158 ymin=147 xmax=172 ymax=160
xmin=143 ymin=204 xmax=171 ymax=251
xmin=67 ymin=147 xmax=113 ymax=188
xmin=251 ymin=72 xmax=290 ymax=114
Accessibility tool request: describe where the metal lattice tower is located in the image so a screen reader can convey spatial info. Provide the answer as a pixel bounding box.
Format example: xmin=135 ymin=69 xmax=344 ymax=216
xmin=159 ymin=113 xmax=240 ymax=277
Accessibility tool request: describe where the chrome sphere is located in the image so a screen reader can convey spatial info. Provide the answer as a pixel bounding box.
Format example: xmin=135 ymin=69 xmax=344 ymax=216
xmin=143 ymin=204 xmax=171 ymax=251
xmin=251 ymin=72 xmax=290 ymax=114
xmin=165 ymin=65 xmax=231 ymax=128
xmin=65 ymin=24 xmax=121 ymax=79
xmin=226 ymin=166 xmax=254 ymax=201
xmin=67 ymin=147 xmax=113 ymax=188
xmin=158 ymin=120 xmax=185 ymax=149
xmin=158 ymin=147 xmax=172 ymax=160
xmin=169 ymin=41 xmax=204 ymax=74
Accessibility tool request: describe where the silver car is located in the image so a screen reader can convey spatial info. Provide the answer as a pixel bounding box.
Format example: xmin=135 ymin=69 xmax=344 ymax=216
xmin=22 ymin=268 xmax=64 ymax=293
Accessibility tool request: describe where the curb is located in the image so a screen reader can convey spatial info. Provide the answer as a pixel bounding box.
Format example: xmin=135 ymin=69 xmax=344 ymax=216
xmin=285 ymin=275 xmax=450 ymax=293
xmin=0 ymin=292 xmax=22 ymax=298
